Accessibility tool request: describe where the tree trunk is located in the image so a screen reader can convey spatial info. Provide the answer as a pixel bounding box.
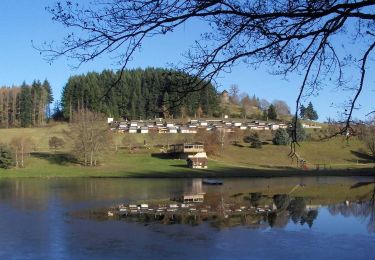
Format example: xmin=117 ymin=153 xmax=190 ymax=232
xmin=90 ymin=150 xmax=94 ymax=166
xmin=69 ymin=99 xmax=72 ymax=122
xmin=15 ymin=148 xmax=18 ymax=168
xmin=5 ymin=93 xmax=9 ymax=128
xmin=21 ymin=143 xmax=24 ymax=168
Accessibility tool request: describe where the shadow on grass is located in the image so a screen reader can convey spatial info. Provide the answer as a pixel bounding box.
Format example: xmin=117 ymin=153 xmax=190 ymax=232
xmin=348 ymin=150 xmax=374 ymax=163
xmin=32 ymin=152 xmax=77 ymax=165
xmin=351 ymin=182 xmax=375 ymax=189
xmin=257 ymin=165 xmax=296 ymax=170
xmin=151 ymin=153 xmax=186 ymax=159
xmin=170 ymin=164 xmax=188 ymax=168
xmin=232 ymin=143 xmax=245 ymax=148
xmin=120 ymin=164 xmax=375 ymax=178
xmin=233 ymin=142 xmax=270 ymax=148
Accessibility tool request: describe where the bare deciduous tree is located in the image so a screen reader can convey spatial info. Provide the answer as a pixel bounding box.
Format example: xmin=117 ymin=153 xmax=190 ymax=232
xmin=49 ymin=136 xmax=65 ymax=152
xmin=229 ymin=84 xmax=240 ymax=105
xmin=66 ymin=109 xmax=113 ymax=166
xmin=358 ymin=121 xmax=375 ymax=161
xmin=9 ymin=137 xmax=33 ymax=168
xmin=205 ymin=132 xmax=221 ymax=156
xmin=229 ymin=128 xmax=244 ymax=145
xmin=122 ymin=133 xmax=136 ymax=152
xmin=273 ymin=100 xmax=292 ymax=119
xmin=240 ymin=94 xmax=252 ymax=118
xmin=39 ymin=1 xmax=375 ymax=141
xmin=259 ymin=99 xmax=270 ymax=112
xmin=194 ymin=128 xmax=221 ymax=156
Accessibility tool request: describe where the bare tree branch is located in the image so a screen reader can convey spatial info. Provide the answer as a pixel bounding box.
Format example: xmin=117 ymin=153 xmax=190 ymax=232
xmin=37 ymin=0 xmax=375 ymax=132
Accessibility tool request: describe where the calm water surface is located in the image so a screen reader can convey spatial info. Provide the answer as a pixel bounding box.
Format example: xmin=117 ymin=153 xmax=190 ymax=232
xmin=0 ymin=177 xmax=374 ymax=259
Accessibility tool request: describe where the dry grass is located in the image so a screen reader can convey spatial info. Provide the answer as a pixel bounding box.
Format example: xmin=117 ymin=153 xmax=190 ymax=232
xmin=0 ymin=123 xmax=69 ymax=151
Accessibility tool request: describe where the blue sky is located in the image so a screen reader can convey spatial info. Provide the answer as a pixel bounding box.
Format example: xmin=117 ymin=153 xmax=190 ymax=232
xmin=0 ymin=1 xmax=373 ymax=121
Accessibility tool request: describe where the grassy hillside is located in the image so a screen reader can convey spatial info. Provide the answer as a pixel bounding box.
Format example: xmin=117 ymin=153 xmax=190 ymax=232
xmin=0 ymin=123 xmax=69 ymax=151
xmin=217 ymin=137 xmax=369 ymax=168
xmin=0 ymin=124 xmax=374 ymax=178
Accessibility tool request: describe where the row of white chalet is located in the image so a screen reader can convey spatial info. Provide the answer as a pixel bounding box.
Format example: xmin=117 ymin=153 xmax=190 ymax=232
xmin=111 ymin=119 xmax=293 ymax=134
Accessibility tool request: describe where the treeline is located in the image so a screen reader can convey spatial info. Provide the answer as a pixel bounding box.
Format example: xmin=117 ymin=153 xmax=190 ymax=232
xmin=61 ymin=68 xmax=220 ymax=120
xmin=224 ymin=84 xmax=293 ymax=120
xmin=0 ymin=80 xmax=53 ymax=128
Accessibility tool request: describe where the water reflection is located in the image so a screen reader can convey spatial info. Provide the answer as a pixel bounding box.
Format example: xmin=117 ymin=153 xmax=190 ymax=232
xmin=328 ymin=182 xmax=375 ymax=233
xmin=81 ymin=179 xmax=375 ymax=233
xmin=1 ymin=177 xmax=375 ymax=259
xmin=100 ymin=194 xmax=323 ymax=230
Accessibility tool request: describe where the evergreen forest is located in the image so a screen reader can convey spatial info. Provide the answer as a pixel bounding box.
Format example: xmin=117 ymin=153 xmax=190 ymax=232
xmin=0 ymin=68 xmax=304 ymax=129
xmin=0 ymin=80 xmax=53 ymax=128
xmin=61 ymin=68 xmax=220 ymax=120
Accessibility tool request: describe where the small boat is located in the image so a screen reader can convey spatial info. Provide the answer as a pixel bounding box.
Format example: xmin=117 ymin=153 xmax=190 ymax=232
xmin=202 ymin=179 xmax=223 ymax=185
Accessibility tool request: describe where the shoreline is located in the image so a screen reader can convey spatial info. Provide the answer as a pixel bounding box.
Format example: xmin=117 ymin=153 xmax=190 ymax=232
xmin=1 ymin=166 xmax=374 ymax=179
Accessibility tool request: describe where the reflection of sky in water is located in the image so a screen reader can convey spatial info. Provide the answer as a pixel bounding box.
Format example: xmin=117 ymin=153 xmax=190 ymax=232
xmin=309 ymin=208 xmax=370 ymax=236
xmin=249 ymin=207 xmax=374 ymax=236
xmin=1 ymin=177 xmax=375 ymax=259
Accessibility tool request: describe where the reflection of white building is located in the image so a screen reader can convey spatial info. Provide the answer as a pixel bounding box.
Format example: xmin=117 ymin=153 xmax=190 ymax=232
xmin=182 ymin=193 xmax=204 ymax=203
xmin=191 ymin=179 xmax=203 ymax=194
xmin=306 ymin=204 xmax=322 ymax=210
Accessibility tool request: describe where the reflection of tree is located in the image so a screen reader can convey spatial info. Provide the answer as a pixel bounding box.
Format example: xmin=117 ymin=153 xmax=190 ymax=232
xmin=273 ymin=194 xmax=290 ymax=211
xmin=124 ymin=213 xmax=205 ymax=226
xmin=334 ymin=182 xmax=375 ymax=233
xmin=220 ymin=214 xmax=269 ymax=230
xmin=270 ymin=194 xmax=319 ymax=228
xmin=247 ymin=192 xmax=262 ymax=207
xmin=288 ymin=197 xmax=307 ymax=224
xmin=328 ymin=202 xmax=371 ymax=217
xmin=268 ymin=212 xmax=289 ymax=229
xmin=368 ymin=185 xmax=375 ymax=233
xmin=301 ymin=210 xmax=319 ymax=228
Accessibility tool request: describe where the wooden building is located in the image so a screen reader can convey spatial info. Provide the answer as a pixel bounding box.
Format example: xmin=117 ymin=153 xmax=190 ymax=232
xmin=171 ymin=143 xmax=204 ymax=154
xmin=187 ymin=152 xmax=208 ymax=169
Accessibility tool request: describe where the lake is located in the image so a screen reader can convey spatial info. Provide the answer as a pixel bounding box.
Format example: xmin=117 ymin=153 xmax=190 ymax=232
xmin=0 ymin=177 xmax=374 ymax=259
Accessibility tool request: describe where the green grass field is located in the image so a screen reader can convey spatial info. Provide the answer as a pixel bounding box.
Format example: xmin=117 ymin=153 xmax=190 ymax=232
xmin=0 ymin=124 xmax=374 ymax=178
xmin=217 ymin=136 xmax=371 ymax=167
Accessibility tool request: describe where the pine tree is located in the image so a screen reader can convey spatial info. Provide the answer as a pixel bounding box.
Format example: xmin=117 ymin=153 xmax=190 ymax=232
xmin=0 ymin=144 xmax=13 ymax=169
xmin=60 ymin=68 xmax=219 ymax=120
xmin=31 ymin=80 xmax=42 ymax=126
xmin=305 ymin=102 xmax=318 ymax=120
xmin=288 ymin=117 xmax=306 ymax=142
xmin=162 ymin=91 xmax=170 ymax=119
xmin=272 ymin=128 xmax=290 ymax=145
xmin=261 ymin=110 xmax=268 ymax=121
xmin=42 ymin=79 xmax=54 ymax=119
xmin=267 ymin=104 xmax=277 ymax=120
xmin=0 ymin=80 xmax=54 ymax=128
xmin=19 ymin=83 xmax=32 ymax=127
xmin=300 ymin=104 xmax=306 ymax=119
